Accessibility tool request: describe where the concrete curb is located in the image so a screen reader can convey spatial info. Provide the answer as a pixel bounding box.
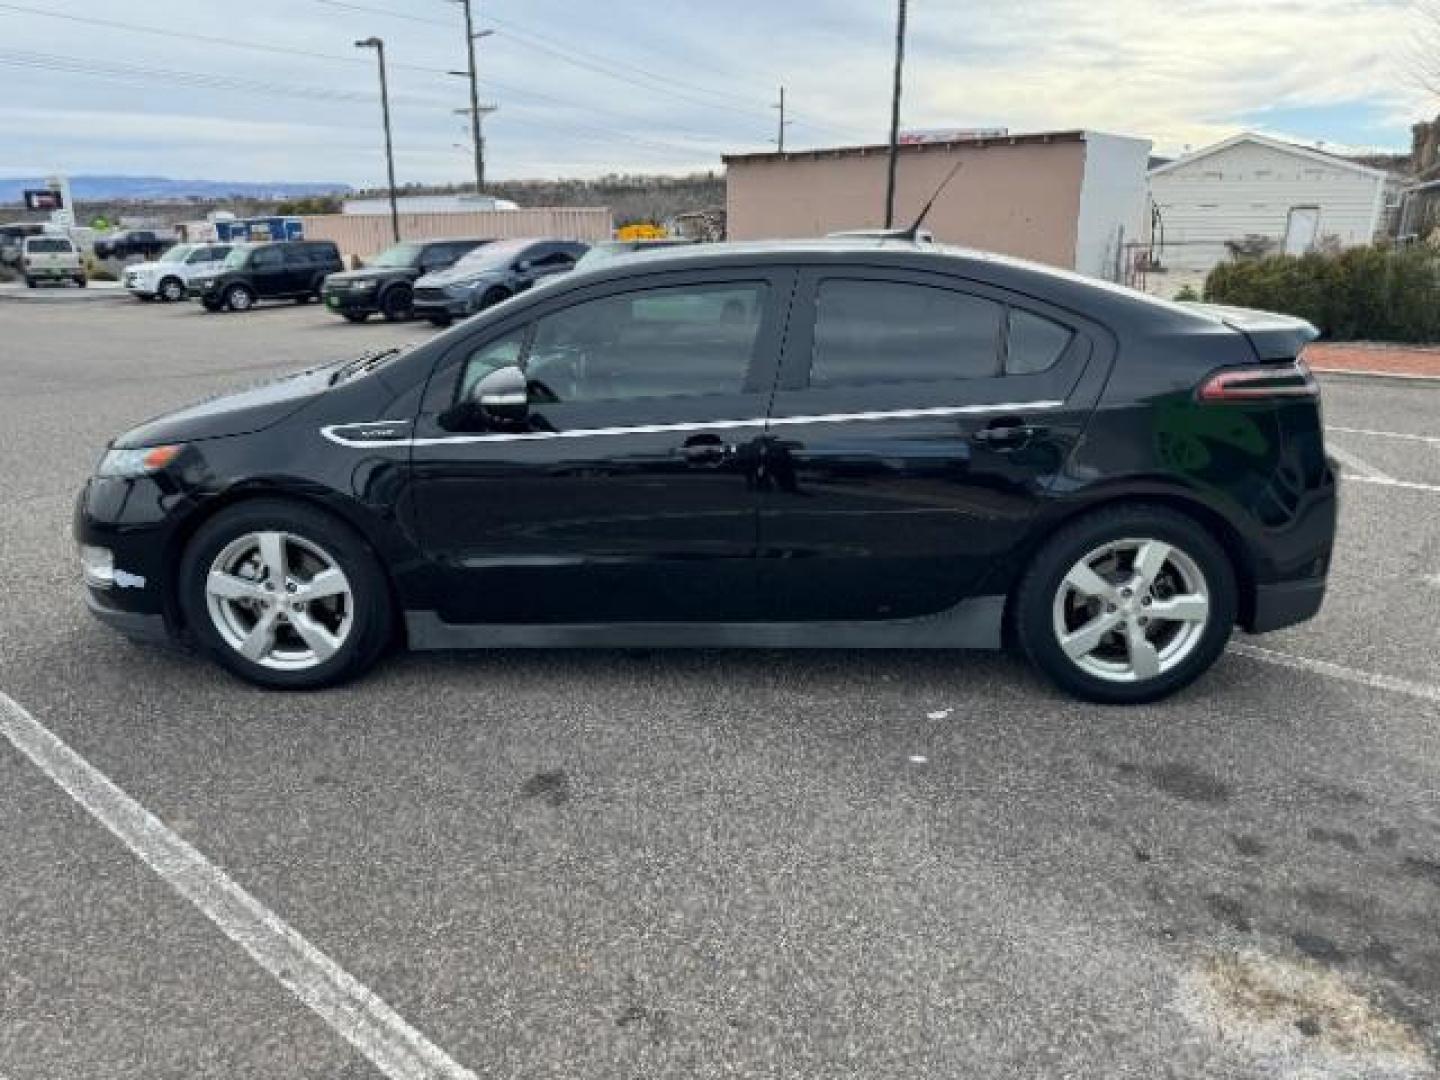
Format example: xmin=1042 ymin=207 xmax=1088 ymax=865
xmin=0 ymin=286 xmax=128 ymax=304
xmin=1312 ymin=368 xmax=1440 ymax=385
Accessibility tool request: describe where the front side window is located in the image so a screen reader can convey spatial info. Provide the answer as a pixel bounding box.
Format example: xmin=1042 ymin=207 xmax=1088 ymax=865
xmin=810 ymin=279 xmax=1003 ymax=387
xmin=222 ymin=245 xmax=253 ymax=269
xmin=518 ymin=282 xmax=768 ymax=403
xmin=252 ymin=247 xmax=283 ymax=269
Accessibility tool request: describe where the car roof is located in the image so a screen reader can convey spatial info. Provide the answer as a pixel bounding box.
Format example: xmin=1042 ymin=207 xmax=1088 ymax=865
xmin=566 ymin=239 xmax=1219 ymax=332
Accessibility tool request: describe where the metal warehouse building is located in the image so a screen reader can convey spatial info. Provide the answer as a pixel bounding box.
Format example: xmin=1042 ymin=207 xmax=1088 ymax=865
xmin=723 ymin=129 xmax=1152 ymax=280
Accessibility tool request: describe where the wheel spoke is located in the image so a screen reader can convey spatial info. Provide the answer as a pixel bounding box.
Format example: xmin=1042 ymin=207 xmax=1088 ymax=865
xmin=300 ymin=568 xmax=348 ymax=602
xmin=1060 ymin=609 xmax=1123 ymax=659
xmin=1132 ymin=541 xmax=1172 ymax=588
xmin=238 ymin=609 xmax=279 ymax=662
xmin=1064 ymin=563 xmax=1118 ymax=602
xmin=257 ymin=532 xmax=288 ymax=585
xmin=1148 ymin=594 xmax=1209 ymax=623
xmin=206 ymin=571 xmax=266 ymax=602
xmin=289 ymin=612 xmax=340 ymax=662
xmin=1125 ymin=622 xmax=1161 ymax=680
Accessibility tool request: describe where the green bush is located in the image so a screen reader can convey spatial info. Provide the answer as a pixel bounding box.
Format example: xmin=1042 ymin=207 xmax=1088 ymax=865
xmin=1203 ymin=245 xmax=1440 ymax=343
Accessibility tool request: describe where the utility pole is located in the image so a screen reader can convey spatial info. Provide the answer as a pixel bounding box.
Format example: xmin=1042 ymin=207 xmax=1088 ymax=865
xmin=355 ymin=36 xmax=400 ymax=242
xmin=771 ymin=85 xmax=793 ymax=153
xmin=450 ymin=0 xmax=490 ymax=191
xmin=883 ymin=0 xmax=908 ymax=227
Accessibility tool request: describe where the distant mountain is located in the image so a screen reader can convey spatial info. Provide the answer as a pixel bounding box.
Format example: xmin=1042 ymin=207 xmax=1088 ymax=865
xmin=0 ymin=175 xmax=352 ymax=203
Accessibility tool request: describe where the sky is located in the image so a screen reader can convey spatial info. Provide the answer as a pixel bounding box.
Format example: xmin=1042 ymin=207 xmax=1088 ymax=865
xmin=0 ymin=0 xmax=1425 ymax=187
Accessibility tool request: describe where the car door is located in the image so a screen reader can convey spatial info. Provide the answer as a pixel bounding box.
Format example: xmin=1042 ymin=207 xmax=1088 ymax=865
xmin=402 ymin=267 xmax=794 ymax=625
xmin=513 ymin=244 xmax=579 ymax=292
xmin=248 ymin=245 xmax=287 ymax=296
xmin=757 ymin=267 xmax=1109 ymax=622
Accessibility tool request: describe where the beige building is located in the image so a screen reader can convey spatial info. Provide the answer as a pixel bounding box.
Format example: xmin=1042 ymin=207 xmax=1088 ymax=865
xmin=724 ymin=130 xmax=1152 ymax=280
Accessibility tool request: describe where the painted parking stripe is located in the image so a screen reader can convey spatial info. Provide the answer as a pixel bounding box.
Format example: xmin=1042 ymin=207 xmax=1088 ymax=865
xmin=0 ymin=691 xmax=477 ymax=1080
xmin=1227 ymin=643 xmax=1440 ymax=706
xmin=1327 ymin=443 xmax=1395 ymax=482
xmin=1343 ymin=475 xmax=1440 ymax=495
xmin=1328 ymin=425 xmax=1440 ymax=446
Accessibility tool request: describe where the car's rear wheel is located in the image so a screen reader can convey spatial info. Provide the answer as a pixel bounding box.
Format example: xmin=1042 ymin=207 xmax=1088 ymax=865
xmin=1013 ymin=505 xmax=1236 ymax=704
xmin=159 ymin=276 xmax=184 ymax=302
xmin=201 ymin=298 xmax=223 ymax=312
xmin=380 ymin=284 xmax=412 ymax=321
xmin=179 ymin=501 xmax=393 ymax=689
xmin=426 ymin=314 xmax=451 ymax=328
xmin=224 ymin=284 xmax=255 ymax=312
xmin=478 ymin=287 xmax=509 ymax=312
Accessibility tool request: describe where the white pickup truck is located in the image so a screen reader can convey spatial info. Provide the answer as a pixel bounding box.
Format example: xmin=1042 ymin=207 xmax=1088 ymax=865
xmin=22 ymin=234 xmax=86 ymax=288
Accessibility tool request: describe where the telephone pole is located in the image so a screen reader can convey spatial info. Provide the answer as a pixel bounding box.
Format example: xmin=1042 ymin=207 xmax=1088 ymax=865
xmin=883 ymin=0 xmax=908 ymax=227
xmin=771 ymin=85 xmax=793 ymax=153
xmin=354 ymin=37 xmax=399 ymax=242
xmin=449 ymin=0 xmax=489 ymax=191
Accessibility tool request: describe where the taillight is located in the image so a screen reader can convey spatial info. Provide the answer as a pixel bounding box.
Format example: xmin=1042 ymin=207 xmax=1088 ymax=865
xmin=1198 ymin=357 xmax=1319 ymax=402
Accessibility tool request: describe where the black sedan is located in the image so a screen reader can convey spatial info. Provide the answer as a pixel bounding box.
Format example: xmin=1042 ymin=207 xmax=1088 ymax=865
xmin=322 ymin=238 xmax=491 ymax=323
xmin=74 ymin=240 xmax=1336 ymax=703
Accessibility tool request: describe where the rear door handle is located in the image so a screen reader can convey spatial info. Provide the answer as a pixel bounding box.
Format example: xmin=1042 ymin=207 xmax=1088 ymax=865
xmin=973 ymin=422 xmax=1046 ymax=448
xmin=680 ymin=433 xmax=731 ymax=466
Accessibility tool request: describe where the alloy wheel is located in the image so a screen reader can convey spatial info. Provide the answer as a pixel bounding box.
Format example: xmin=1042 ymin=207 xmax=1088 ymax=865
xmin=204 ymin=531 xmax=353 ymax=671
xmin=1051 ymin=537 xmax=1211 ymax=684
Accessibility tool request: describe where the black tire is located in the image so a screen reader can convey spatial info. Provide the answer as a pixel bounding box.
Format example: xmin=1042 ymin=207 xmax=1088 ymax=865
xmin=76 ymin=276 xmax=88 ymax=288
xmin=379 ymin=284 xmax=412 ymax=322
xmin=478 ymin=286 xmax=510 ymax=311
xmin=178 ymin=500 xmax=394 ymax=690
xmin=342 ymin=311 xmax=370 ymax=323
xmin=426 ymin=314 xmax=451 ymax=328
xmin=224 ymin=284 xmax=255 ymax=312
xmin=158 ymin=276 xmax=185 ymax=302
xmin=201 ymin=298 xmax=223 ymax=312
xmin=24 ymin=277 xmax=36 ymax=288
xmin=1012 ymin=504 xmax=1237 ymax=705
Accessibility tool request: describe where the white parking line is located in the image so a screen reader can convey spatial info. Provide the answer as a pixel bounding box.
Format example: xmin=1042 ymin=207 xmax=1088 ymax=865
xmin=1328 ymin=425 xmax=1440 ymax=446
xmin=1326 ymin=443 xmax=1396 ymax=482
xmin=0 ymin=691 xmax=477 ymax=1080
xmin=1227 ymin=642 xmax=1440 ymax=706
xmin=1344 ymin=475 xmax=1440 ymax=495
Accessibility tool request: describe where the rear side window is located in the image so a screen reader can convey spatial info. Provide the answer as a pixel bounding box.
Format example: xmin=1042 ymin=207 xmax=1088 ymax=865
xmin=1005 ymin=309 xmax=1074 ymax=375
xmin=810 ymin=279 xmax=1002 ymax=387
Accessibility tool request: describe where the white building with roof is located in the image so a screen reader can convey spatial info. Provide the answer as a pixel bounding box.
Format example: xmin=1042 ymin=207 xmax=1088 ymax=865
xmin=1143 ymin=132 xmax=1402 ymax=296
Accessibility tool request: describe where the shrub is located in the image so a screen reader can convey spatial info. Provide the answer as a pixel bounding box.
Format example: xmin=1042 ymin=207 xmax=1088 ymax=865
xmin=1203 ymin=245 xmax=1440 ymax=343
xmin=1173 ymin=284 xmax=1200 ymax=302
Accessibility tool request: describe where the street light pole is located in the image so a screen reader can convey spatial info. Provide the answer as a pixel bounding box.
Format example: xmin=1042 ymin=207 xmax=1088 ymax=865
xmin=883 ymin=0 xmax=908 ymax=227
xmin=355 ymin=36 xmax=400 ymax=242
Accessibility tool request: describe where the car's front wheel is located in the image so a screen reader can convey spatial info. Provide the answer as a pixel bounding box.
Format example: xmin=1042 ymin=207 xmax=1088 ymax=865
xmin=1013 ymin=505 xmax=1236 ymax=704
xmin=224 ymin=284 xmax=255 ymax=312
xmin=380 ymin=284 xmax=412 ymax=321
xmin=159 ymin=276 xmax=185 ymax=302
xmin=179 ymin=501 xmax=393 ymax=689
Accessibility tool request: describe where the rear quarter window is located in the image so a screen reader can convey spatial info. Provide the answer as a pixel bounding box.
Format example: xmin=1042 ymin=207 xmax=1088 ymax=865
xmin=1005 ymin=309 xmax=1074 ymax=375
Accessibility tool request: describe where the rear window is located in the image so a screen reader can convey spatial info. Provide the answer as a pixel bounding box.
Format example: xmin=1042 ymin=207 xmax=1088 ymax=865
xmin=810 ymin=279 xmax=1003 ymax=387
xmin=25 ymin=238 xmax=73 ymax=253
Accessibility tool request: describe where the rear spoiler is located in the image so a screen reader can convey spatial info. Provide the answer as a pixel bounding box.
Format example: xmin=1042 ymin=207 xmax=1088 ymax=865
xmin=1183 ymin=302 xmax=1320 ymax=361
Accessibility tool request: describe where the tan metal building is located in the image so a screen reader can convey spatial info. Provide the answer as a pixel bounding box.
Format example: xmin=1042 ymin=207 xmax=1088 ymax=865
xmin=724 ymin=130 xmax=1151 ymax=280
xmin=298 ymin=207 xmax=614 ymax=263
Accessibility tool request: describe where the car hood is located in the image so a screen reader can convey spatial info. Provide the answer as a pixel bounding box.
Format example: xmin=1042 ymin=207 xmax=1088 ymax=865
xmin=327 ymin=267 xmax=411 ymax=285
xmin=416 ymin=265 xmax=503 ymax=288
xmin=112 ymin=364 xmax=338 ymax=448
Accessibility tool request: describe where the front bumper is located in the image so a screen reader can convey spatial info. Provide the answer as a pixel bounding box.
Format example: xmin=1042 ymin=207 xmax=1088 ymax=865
xmin=323 ymin=287 xmax=380 ymax=314
xmin=74 ymin=477 xmax=187 ymax=643
xmin=412 ymin=291 xmax=474 ymax=318
xmin=85 ymin=589 xmax=173 ymax=645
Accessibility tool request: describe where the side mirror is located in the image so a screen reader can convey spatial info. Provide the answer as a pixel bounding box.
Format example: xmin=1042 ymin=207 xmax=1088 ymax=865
xmin=515 ymin=258 xmax=533 ymax=272
xmin=472 ymin=364 xmax=529 ymax=424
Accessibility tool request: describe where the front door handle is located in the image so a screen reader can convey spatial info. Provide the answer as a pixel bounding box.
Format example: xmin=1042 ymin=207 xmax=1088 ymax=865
xmin=680 ymin=433 xmax=731 ymax=466
xmin=973 ymin=420 xmax=1046 ymax=449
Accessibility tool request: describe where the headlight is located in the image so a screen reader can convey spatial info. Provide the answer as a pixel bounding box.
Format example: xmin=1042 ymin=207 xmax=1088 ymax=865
xmin=350 ymin=279 xmax=377 ymax=291
xmin=96 ymin=444 xmax=182 ymax=478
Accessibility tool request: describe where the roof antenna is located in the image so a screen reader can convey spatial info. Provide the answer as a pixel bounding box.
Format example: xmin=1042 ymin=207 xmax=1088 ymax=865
xmin=896 ymin=158 xmax=964 ymax=241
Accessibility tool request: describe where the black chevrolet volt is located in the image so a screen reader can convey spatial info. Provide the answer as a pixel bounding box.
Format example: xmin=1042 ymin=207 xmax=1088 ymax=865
xmin=75 ymin=240 xmax=1336 ymax=703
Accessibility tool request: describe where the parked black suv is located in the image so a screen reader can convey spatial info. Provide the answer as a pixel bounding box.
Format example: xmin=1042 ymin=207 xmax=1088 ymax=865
xmin=411 ymin=238 xmax=588 ymax=326
xmin=322 ymin=238 xmax=492 ymax=323
xmin=75 ymin=240 xmax=1336 ymax=702
xmin=94 ymin=229 xmax=174 ymax=261
xmin=189 ymin=240 xmax=344 ymax=312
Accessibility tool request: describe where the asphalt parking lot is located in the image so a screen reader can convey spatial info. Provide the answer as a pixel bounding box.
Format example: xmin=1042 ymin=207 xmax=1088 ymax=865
xmin=1 ymin=294 xmax=1438 ymax=1079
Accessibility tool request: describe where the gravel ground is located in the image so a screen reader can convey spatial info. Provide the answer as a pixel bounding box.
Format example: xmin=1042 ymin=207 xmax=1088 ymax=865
xmin=0 ymin=298 xmax=1437 ymax=1079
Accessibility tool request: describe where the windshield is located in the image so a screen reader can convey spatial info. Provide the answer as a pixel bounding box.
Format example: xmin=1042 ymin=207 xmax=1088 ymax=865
xmin=369 ymin=242 xmax=424 ymax=268
xmin=26 ymin=238 xmax=72 ymax=253
xmin=221 ymin=245 xmax=254 ymax=269
xmin=161 ymin=244 xmax=196 ymax=263
xmin=451 ymin=239 xmax=529 ymax=272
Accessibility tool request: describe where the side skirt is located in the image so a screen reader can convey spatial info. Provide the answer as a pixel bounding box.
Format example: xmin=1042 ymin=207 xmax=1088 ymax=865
xmin=405 ymin=596 xmax=1006 ymax=650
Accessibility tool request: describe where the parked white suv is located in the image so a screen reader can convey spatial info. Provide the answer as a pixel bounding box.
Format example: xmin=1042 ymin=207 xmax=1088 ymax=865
xmin=123 ymin=242 xmax=233 ymax=302
xmin=21 ymin=235 xmax=86 ymax=288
